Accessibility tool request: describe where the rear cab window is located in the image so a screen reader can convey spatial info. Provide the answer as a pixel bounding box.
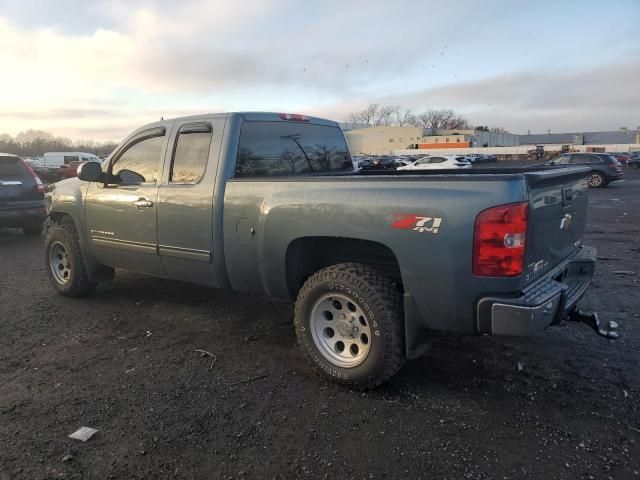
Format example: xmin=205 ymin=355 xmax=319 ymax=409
xmin=234 ymin=121 xmax=352 ymax=177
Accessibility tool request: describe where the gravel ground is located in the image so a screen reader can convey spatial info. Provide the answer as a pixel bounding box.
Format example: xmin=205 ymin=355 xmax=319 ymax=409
xmin=1 ymin=165 xmax=639 ymax=479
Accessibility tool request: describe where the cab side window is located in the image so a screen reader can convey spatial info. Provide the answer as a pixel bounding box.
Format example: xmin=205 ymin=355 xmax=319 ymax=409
xmin=572 ymin=153 xmax=598 ymax=164
xmin=111 ymin=135 xmax=164 ymax=184
xmin=429 ymin=157 xmax=446 ymax=163
xmin=170 ymin=123 xmax=212 ymax=184
xmin=552 ymin=155 xmax=571 ymax=165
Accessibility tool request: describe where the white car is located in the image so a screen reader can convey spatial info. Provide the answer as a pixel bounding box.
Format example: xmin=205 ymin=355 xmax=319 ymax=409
xmin=397 ymin=155 xmax=472 ymax=171
xmin=42 ymin=152 xmax=102 ymax=169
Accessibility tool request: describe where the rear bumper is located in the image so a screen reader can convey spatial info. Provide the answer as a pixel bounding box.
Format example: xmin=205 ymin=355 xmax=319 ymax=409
xmin=476 ymin=246 xmax=596 ymax=336
xmin=0 ymin=204 xmax=46 ymax=227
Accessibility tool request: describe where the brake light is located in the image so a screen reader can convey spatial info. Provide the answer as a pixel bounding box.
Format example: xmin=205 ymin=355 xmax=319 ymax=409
xmin=278 ymin=113 xmax=309 ymax=122
xmin=473 ymin=202 xmax=528 ymax=277
xmin=20 ymin=160 xmax=45 ymax=194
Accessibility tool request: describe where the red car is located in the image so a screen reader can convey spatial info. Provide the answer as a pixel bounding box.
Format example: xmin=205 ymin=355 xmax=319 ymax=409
xmin=58 ymin=161 xmax=87 ymax=179
xmin=613 ymin=153 xmax=631 ymax=165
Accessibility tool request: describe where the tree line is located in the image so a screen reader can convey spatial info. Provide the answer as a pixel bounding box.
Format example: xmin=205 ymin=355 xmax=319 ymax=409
xmin=345 ymin=104 xmax=508 ymax=132
xmin=0 ymin=130 xmax=118 ymax=157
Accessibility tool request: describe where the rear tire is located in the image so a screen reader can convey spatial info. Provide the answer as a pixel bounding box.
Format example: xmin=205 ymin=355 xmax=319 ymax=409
xmin=45 ymin=221 xmax=96 ymax=297
xmin=22 ymin=222 xmax=43 ymax=236
xmin=294 ymin=263 xmax=405 ymax=389
xmin=587 ymin=172 xmax=605 ymax=188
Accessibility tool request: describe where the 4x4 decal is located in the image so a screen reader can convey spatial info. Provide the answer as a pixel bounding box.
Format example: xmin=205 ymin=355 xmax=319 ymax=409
xmin=391 ymin=214 xmax=443 ymax=234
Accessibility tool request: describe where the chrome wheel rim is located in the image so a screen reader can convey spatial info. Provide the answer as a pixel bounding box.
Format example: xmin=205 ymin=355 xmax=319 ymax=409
xmin=310 ymin=293 xmax=372 ymax=368
xmin=588 ymin=173 xmax=603 ymax=187
xmin=49 ymin=241 xmax=71 ymax=285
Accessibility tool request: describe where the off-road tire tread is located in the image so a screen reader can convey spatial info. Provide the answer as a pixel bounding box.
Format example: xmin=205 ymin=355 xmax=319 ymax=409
xmin=45 ymin=220 xmax=96 ymax=297
xmin=294 ymin=262 xmax=404 ymax=389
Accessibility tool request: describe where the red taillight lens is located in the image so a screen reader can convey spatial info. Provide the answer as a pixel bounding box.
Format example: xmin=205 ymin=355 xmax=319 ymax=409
xmin=473 ymin=202 xmax=528 ymax=277
xmin=20 ymin=160 xmax=45 ymax=193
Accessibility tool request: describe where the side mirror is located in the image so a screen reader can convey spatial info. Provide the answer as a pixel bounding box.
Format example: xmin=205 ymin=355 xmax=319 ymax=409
xmin=547 ymin=160 xmax=556 ymax=166
xmin=78 ymin=161 xmax=102 ymax=182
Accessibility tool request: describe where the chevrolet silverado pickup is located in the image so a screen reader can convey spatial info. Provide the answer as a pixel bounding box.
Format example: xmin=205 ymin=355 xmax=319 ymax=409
xmin=44 ymin=112 xmax=615 ymax=388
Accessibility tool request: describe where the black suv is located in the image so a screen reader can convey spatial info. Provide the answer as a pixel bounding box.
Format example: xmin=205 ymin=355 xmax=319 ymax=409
xmin=0 ymin=153 xmax=46 ymax=235
xmin=547 ymin=152 xmax=623 ymax=188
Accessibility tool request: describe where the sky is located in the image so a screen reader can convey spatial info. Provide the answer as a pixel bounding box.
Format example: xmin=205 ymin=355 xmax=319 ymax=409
xmin=0 ymin=0 xmax=638 ymax=142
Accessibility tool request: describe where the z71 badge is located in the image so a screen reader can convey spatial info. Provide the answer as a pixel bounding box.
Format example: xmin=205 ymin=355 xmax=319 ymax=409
xmin=391 ymin=214 xmax=443 ymax=234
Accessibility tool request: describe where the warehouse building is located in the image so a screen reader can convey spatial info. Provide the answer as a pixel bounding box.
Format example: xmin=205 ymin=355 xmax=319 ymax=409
xmin=344 ymin=126 xmax=519 ymax=155
xmin=519 ymin=129 xmax=640 ymax=146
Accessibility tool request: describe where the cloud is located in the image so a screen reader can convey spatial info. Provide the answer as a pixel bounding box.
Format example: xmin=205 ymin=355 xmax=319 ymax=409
xmin=0 ymin=0 xmax=637 ymax=140
xmin=370 ymin=62 xmax=640 ymax=132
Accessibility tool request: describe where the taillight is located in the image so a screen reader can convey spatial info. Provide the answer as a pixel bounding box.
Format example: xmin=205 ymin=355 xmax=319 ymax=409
xmin=20 ymin=160 xmax=45 ymax=194
xmin=473 ymin=202 xmax=528 ymax=277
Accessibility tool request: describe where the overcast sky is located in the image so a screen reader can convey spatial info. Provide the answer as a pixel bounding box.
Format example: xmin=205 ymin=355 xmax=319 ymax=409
xmin=0 ymin=0 xmax=638 ymax=142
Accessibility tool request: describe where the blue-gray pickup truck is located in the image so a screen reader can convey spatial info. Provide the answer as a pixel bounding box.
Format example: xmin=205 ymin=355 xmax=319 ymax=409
xmin=44 ymin=112 xmax=615 ymax=389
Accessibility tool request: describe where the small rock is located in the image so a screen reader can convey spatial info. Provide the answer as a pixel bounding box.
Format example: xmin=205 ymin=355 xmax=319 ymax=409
xmin=61 ymin=454 xmax=74 ymax=463
xmin=68 ymin=426 xmax=98 ymax=442
xmin=517 ymin=362 xmax=524 ymax=372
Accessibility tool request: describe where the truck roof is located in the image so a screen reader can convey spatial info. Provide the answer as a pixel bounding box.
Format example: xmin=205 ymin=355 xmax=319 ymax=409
xmin=135 ymin=111 xmax=339 ymax=132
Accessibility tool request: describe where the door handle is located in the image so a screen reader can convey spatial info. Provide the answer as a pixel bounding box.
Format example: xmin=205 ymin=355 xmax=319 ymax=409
xmin=132 ymin=198 xmax=154 ymax=209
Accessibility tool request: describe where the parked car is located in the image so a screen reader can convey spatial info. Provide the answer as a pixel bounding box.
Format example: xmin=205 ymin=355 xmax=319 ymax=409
xmin=397 ymin=155 xmax=471 ymax=170
xmin=394 ymin=156 xmax=416 ymax=168
xmin=612 ymin=153 xmax=631 ymax=165
xmin=466 ymin=154 xmax=487 ymax=164
xmin=58 ymin=160 xmax=101 ymax=179
xmin=362 ymin=156 xmax=397 ymax=170
xmin=467 ymin=154 xmax=498 ymax=164
xmin=0 ymin=153 xmax=46 ymax=235
xmin=45 ymin=112 xmax=607 ymax=388
xmin=43 ymin=152 xmax=102 ymax=169
xmin=23 ymin=158 xmax=44 ymax=169
xmin=546 ymin=152 xmax=623 ymax=187
xmin=627 ymin=156 xmax=640 ymax=169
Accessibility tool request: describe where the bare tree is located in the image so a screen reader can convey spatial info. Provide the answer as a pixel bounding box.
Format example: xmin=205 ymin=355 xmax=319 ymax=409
xmin=0 ymin=130 xmax=117 ymax=157
xmin=391 ymin=107 xmax=416 ymax=127
xmin=346 ymin=105 xmax=469 ymax=130
xmin=415 ymin=109 xmax=470 ymax=130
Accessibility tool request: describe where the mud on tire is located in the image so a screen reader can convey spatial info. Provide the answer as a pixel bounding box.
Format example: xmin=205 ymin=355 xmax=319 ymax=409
xmin=294 ymin=263 xmax=405 ymax=389
xmin=45 ymin=220 xmax=96 ymax=297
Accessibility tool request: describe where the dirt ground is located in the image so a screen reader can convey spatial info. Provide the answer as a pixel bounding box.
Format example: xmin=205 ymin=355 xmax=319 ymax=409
xmin=1 ymin=165 xmax=639 ymax=480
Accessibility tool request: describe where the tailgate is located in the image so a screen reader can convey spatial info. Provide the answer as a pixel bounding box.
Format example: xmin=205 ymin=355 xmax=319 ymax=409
xmin=523 ymin=167 xmax=590 ymax=284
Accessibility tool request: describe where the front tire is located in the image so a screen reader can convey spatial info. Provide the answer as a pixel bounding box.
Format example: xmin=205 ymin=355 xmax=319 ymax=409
xmin=294 ymin=263 xmax=405 ymax=389
xmin=45 ymin=221 xmax=96 ymax=297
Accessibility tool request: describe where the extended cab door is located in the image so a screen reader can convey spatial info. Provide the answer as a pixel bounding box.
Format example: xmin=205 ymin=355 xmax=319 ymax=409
xmin=156 ymin=119 xmax=223 ymax=286
xmin=84 ymin=126 xmax=168 ymax=277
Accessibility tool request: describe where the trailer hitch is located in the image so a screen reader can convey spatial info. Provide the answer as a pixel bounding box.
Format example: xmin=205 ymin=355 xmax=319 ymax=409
xmin=566 ymin=308 xmax=619 ymax=339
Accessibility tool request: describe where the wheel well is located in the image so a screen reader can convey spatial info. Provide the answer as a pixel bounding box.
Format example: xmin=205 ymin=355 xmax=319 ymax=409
xmin=285 ymin=237 xmax=403 ymax=299
xmin=49 ymin=212 xmax=75 ymax=227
